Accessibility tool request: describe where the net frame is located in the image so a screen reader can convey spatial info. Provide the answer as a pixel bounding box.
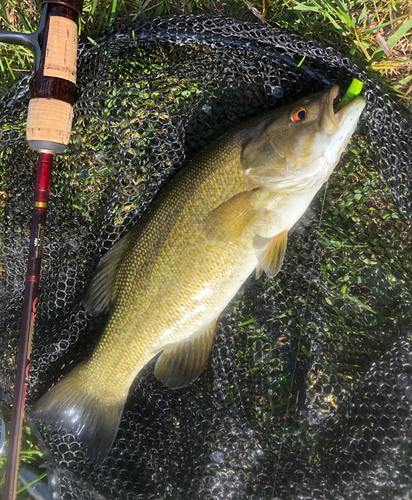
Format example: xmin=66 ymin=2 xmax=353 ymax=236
xmin=0 ymin=15 xmax=411 ymax=500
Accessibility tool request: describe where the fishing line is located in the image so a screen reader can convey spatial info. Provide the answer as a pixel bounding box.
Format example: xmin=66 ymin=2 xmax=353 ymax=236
xmin=271 ymin=181 xmax=329 ymax=496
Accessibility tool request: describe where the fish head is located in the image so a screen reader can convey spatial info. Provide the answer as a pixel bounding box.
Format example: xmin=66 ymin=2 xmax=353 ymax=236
xmin=241 ymin=85 xmax=366 ymax=192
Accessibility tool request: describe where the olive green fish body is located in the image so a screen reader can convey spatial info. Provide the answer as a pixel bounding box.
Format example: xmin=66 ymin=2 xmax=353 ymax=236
xmin=84 ymin=132 xmax=251 ymax=393
xmin=31 ymin=86 xmax=365 ymax=465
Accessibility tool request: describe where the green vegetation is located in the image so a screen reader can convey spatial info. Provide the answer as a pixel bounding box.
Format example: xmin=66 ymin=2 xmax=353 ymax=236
xmin=0 ymin=404 xmax=47 ymax=498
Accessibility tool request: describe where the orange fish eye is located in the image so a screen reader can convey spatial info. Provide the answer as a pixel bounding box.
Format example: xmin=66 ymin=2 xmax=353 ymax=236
xmin=291 ymin=107 xmax=307 ymax=122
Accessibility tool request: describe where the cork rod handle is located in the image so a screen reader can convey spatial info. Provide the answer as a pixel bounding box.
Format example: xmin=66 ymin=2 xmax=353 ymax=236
xmin=43 ymin=16 xmax=78 ymax=83
xmin=26 ymin=13 xmax=78 ymax=152
xmin=26 ymin=98 xmax=74 ymax=152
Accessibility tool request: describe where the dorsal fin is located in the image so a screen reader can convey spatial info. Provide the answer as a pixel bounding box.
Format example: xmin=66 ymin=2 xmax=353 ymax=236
xmin=84 ymin=231 xmax=131 ymax=315
xmin=154 ymin=318 xmax=217 ymax=389
xmin=254 ymin=230 xmax=288 ymax=278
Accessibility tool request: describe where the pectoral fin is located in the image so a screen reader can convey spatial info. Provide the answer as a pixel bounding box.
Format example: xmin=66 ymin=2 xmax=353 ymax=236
xmin=255 ymin=264 xmax=263 ymax=280
xmin=204 ymin=189 xmax=261 ymax=243
xmin=254 ymin=230 xmax=288 ymax=278
xmin=154 ymin=318 xmax=217 ymax=389
xmin=84 ymin=231 xmax=131 ymax=315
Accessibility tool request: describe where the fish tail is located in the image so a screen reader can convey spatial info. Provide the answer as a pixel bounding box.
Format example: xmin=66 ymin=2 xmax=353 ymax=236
xmin=29 ymin=361 xmax=125 ymax=466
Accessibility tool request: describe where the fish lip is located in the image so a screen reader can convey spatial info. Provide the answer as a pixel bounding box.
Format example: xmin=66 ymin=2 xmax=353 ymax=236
xmin=320 ymin=85 xmax=366 ymax=134
xmin=330 ymin=85 xmax=341 ymax=121
xmin=334 ymin=91 xmax=366 ymax=125
xmin=317 ymin=85 xmax=340 ymax=134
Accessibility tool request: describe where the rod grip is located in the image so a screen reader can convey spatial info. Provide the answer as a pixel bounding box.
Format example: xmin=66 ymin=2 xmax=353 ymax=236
xmin=26 ymin=98 xmax=73 ymax=153
xmin=43 ymin=15 xmax=78 ymax=83
xmin=26 ymin=3 xmax=81 ymax=153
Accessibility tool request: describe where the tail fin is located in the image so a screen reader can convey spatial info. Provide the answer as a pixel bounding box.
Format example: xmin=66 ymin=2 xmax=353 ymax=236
xmin=30 ymin=363 xmax=125 ymax=467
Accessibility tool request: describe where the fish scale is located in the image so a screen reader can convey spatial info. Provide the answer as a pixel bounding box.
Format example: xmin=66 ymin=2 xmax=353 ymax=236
xmin=97 ymin=135 xmax=249 ymax=373
xmin=75 ymin=132 xmax=249 ymax=401
xmin=30 ymin=85 xmax=365 ymax=466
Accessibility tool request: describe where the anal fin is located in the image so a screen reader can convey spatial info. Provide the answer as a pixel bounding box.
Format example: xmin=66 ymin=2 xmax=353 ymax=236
xmin=154 ymin=318 xmax=217 ymax=389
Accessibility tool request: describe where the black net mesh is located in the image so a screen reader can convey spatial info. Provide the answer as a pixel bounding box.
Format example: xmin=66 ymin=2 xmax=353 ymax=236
xmin=1 ymin=15 xmax=412 ymax=500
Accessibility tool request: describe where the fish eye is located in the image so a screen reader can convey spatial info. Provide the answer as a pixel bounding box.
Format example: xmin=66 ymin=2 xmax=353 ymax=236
xmin=291 ymin=107 xmax=307 ymax=122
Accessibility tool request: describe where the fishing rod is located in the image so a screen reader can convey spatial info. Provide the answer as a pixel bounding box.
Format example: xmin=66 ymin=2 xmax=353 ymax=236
xmin=0 ymin=1 xmax=83 ymax=497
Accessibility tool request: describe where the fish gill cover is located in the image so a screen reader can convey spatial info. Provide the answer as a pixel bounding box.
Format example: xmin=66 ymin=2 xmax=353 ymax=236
xmin=0 ymin=15 xmax=411 ymax=500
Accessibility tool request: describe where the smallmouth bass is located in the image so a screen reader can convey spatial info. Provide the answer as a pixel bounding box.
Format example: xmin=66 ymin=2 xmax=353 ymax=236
xmin=31 ymin=85 xmax=365 ymax=465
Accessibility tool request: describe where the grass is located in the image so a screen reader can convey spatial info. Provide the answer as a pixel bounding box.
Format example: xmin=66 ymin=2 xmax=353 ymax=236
xmin=0 ymin=0 xmax=411 ymax=101
xmin=0 ymin=404 xmax=47 ymax=498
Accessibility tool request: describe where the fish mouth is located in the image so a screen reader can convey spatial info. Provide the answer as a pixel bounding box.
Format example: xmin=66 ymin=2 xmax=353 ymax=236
xmin=320 ymin=85 xmax=366 ymax=134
